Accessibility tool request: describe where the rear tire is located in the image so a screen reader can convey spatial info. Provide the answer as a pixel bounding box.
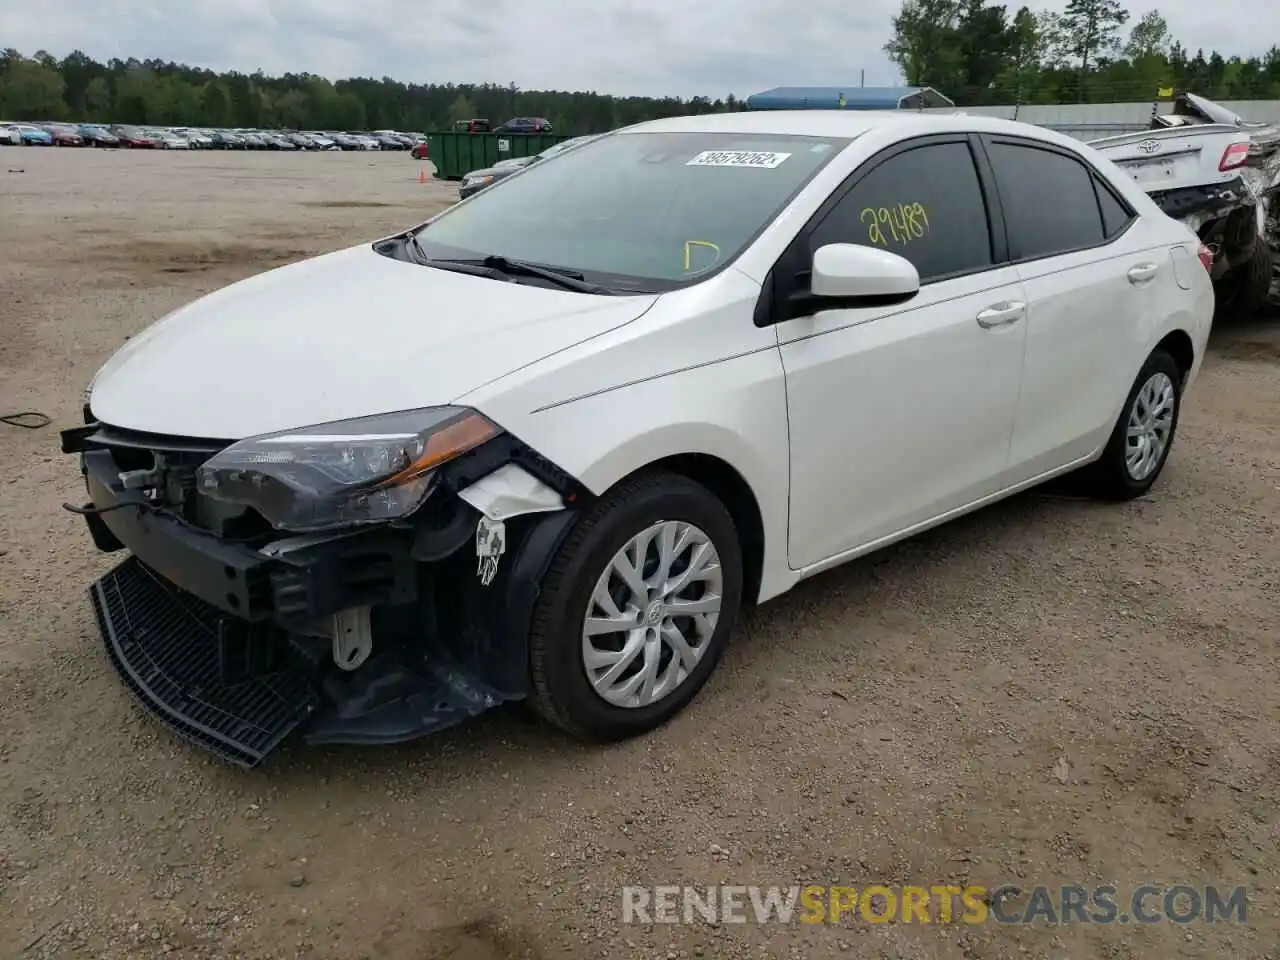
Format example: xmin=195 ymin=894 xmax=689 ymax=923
xmin=1215 ymin=238 xmax=1273 ymax=321
xmin=1084 ymin=349 xmax=1183 ymax=500
xmin=528 ymin=471 xmax=743 ymax=741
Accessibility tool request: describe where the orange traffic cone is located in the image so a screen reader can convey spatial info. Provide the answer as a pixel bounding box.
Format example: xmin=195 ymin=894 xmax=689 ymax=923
xmin=418 ymin=169 xmax=426 ymax=184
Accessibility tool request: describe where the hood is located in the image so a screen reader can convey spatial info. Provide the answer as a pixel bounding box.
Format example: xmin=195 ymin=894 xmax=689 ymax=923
xmin=89 ymin=243 xmax=658 ymax=439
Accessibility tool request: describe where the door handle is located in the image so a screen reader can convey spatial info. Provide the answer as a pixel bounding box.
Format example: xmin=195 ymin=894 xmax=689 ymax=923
xmin=1127 ymin=263 xmax=1159 ymax=284
xmin=976 ymin=301 xmax=1026 ymax=329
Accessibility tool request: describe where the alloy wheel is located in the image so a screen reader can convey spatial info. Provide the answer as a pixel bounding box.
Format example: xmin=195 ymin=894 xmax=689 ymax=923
xmin=1125 ymin=371 xmax=1176 ymax=481
xmin=581 ymin=520 xmax=723 ymax=709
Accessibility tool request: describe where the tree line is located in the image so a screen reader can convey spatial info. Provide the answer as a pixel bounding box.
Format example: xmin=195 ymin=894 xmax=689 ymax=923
xmin=885 ymin=0 xmax=1280 ymax=105
xmin=1 ymin=4 xmax=1277 ymax=136
xmin=0 ymin=48 xmax=740 ymax=134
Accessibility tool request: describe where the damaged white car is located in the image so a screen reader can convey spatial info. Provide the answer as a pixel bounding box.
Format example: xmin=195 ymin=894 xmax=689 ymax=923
xmin=1091 ymin=91 xmax=1280 ymax=318
xmin=63 ymin=110 xmax=1213 ymax=766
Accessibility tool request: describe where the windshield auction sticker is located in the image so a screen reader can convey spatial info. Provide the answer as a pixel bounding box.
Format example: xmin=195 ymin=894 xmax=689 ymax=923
xmin=686 ymin=150 xmax=792 ymax=168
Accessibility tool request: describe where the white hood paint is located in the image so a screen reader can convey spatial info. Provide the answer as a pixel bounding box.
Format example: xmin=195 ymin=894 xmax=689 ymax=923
xmin=89 ymin=244 xmax=658 ymax=438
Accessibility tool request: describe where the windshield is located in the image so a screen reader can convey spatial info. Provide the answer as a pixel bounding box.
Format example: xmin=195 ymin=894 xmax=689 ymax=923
xmin=413 ymin=131 xmax=850 ymax=290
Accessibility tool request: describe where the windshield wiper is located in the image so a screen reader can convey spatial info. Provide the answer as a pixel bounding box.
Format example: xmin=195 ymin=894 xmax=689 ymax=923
xmin=396 ymin=236 xmax=509 ymax=281
xmin=429 ymin=254 xmax=613 ymax=295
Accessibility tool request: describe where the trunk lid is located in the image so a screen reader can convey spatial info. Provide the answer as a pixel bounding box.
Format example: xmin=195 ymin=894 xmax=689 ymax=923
xmin=1090 ymin=125 xmax=1249 ymax=192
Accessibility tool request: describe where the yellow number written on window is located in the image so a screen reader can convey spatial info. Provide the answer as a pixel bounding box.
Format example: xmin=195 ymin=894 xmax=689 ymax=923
xmin=858 ymin=203 xmax=930 ymax=248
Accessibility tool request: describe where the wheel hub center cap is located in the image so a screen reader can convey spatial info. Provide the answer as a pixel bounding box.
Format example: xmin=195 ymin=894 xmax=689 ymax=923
xmin=644 ymin=600 xmax=664 ymax=626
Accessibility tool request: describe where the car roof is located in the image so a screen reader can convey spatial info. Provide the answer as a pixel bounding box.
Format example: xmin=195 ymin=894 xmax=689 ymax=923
xmin=618 ymin=109 xmax=1087 ymax=151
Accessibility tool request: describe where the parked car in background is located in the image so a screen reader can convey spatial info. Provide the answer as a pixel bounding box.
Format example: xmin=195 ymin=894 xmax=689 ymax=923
xmin=264 ymin=133 xmax=296 ymax=150
xmin=10 ymin=123 xmax=54 ymax=145
xmin=410 ymin=139 xmax=430 ymax=160
xmin=79 ymin=123 xmax=119 ymax=146
xmin=304 ymin=132 xmax=338 ymax=150
xmin=457 ymin=135 xmax=602 ymax=199
xmin=43 ymin=123 xmax=85 ymax=146
xmin=149 ymin=128 xmax=190 ymax=149
xmin=332 ymin=132 xmax=378 ymax=151
xmin=111 ymin=125 xmax=157 ymax=148
xmin=458 ymin=158 xmax=531 ymax=198
xmin=211 ymin=130 xmax=244 ymax=149
xmin=0 ymin=123 xmax=22 ymax=145
xmin=371 ymin=129 xmax=413 ymax=148
xmin=1091 ymin=91 xmax=1280 ymax=321
xmin=493 ymin=117 xmax=553 ymax=134
xmin=179 ymin=128 xmax=214 ymax=149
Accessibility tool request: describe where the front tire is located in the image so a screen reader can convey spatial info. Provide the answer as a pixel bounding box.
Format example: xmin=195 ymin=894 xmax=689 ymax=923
xmin=1085 ymin=348 xmax=1182 ymax=500
xmin=528 ymin=471 xmax=743 ymax=741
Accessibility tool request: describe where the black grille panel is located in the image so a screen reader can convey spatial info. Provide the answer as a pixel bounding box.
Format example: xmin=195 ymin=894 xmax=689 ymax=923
xmin=90 ymin=557 xmax=316 ymax=767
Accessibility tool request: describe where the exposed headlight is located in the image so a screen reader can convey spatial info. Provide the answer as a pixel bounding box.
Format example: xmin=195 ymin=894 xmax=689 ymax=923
xmin=465 ymin=175 xmax=494 ymax=187
xmin=196 ymin=406 xmax=500 ymax=532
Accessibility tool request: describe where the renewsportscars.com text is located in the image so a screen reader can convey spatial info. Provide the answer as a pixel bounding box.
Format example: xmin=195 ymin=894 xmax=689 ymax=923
xmin=621 ymin=884 xmax=1247 ymax=925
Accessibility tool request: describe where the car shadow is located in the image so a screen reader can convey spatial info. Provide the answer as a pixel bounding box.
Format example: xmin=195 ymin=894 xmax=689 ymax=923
xmin=1208 ymin=307 xmax=1280 ymax=362
xmin=251 ymin=481 xmax=1107 ymax=787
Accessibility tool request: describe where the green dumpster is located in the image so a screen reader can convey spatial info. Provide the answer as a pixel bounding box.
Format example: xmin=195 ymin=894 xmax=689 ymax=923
xmin=426 ymin=132 xmax=575 ymax=180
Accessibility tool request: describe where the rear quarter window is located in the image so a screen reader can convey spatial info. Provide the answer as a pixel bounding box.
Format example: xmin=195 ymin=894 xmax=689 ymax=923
xmin=1094 ymin=176 xmax=1136 ymax=239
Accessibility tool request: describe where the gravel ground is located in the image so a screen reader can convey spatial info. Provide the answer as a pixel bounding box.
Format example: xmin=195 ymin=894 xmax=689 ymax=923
xmin=1 ymin=148 xmax=1279 ymax=960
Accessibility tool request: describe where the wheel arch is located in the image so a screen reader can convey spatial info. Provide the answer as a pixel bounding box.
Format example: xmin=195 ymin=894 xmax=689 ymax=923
xmin=547 ymin=408 xmax=790 ymax=605
xmin=608 ymin=453 xmax=767 ymax=610
xmin=1097 ymin=326 xmax=1199 ymax=460
xmin=1154 ymin=328 xmax=1195 ymax=383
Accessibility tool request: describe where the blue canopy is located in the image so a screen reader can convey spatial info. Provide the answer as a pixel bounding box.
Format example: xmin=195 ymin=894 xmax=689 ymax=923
xmin=745 ymin=86 xmax=955 ymax=111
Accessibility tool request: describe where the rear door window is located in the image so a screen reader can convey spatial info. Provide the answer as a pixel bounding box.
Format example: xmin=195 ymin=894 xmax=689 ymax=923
xmin=808 ymin=140 xmax=994 ymax=283
xmin=986 ymin=141 xmax=1108 ymax=260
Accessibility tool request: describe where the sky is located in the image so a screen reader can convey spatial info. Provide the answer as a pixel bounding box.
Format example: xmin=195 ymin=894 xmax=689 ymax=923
xmin=0 ymin=0 xmax=1272 ymax=100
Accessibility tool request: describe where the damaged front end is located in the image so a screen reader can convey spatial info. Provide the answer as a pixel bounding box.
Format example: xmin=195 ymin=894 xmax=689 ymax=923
xmin=60 ymin=409 xmax=586 ymax=767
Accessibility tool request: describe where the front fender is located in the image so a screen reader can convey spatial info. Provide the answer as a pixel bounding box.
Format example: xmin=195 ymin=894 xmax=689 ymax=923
xmin=506 ymin=349 xmax=795 ymax=603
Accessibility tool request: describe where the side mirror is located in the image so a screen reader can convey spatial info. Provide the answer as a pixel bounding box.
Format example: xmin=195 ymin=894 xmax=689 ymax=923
xmin=810 ymin=243 xmax=920 ymax=301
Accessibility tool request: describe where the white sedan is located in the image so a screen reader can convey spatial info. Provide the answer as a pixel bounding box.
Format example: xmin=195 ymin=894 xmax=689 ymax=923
xmin=64 ymin=110 xmax=1212 ymax=766
xmin=149 ymin=129 xmax=190 ymax=149
xmin=177 ymin=128 xmax=214 ymax=149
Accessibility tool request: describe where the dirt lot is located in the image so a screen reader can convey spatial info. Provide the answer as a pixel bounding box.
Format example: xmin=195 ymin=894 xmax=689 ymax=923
xmin=1 ymin=148 xmax=1279 ymax=960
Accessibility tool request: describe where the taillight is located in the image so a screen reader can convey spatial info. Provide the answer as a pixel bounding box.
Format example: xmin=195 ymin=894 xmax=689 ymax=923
xmin=1197 ymin=243 xmax=1214 ymax=273
xmin=1219 ymin=141 xmax=1250 ymax=171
